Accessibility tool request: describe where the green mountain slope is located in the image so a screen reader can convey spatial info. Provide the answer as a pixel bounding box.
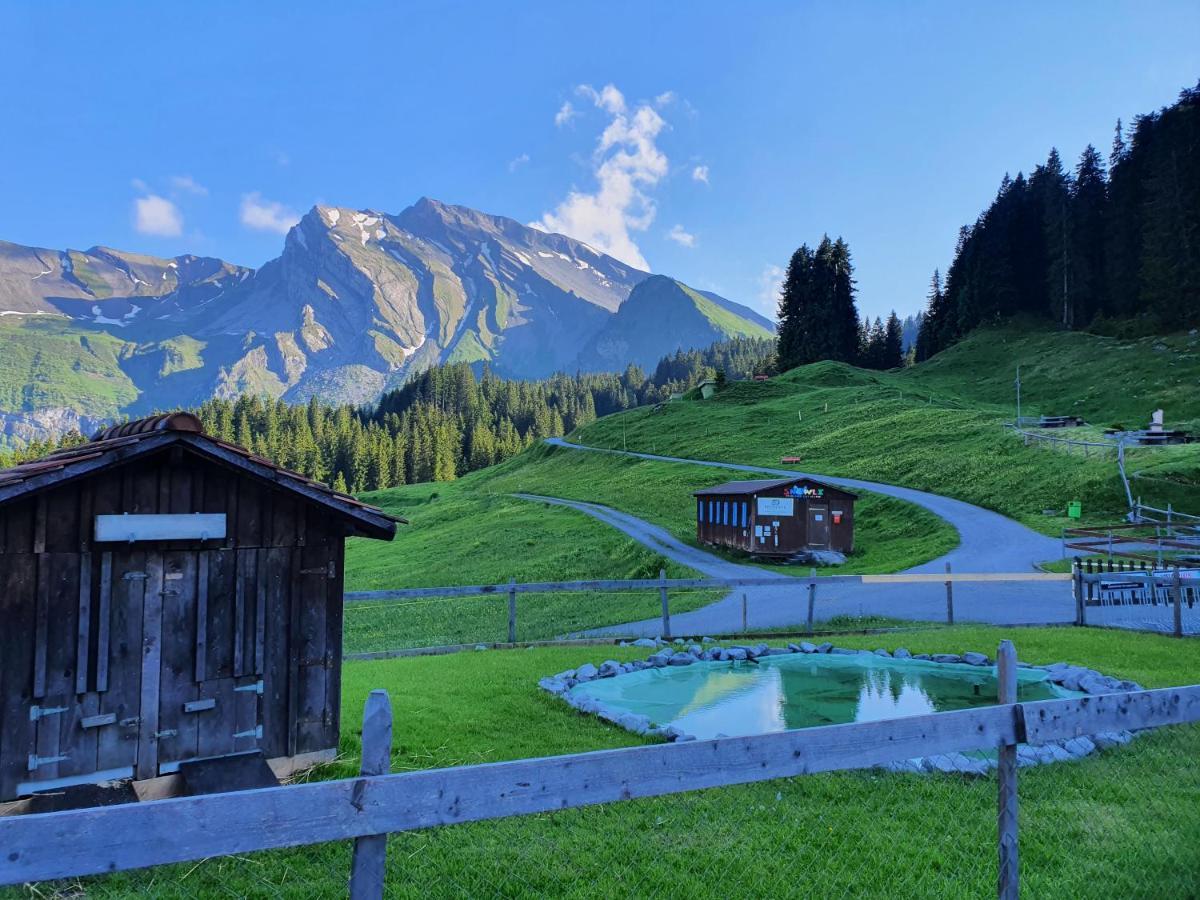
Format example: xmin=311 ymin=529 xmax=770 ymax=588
xmin=578 ymin=275 xmax=773 ymax=371
xmin=570 ymin=326 xmax=1200 ymax=532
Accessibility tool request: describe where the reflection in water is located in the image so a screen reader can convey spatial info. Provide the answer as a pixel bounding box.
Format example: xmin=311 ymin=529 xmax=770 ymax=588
xmin=569 ymin=653 xmax=1078 ymax=741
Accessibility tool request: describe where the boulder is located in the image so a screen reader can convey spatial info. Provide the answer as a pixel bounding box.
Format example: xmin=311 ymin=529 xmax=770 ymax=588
xmin=631 ymin=638 xmax=658 ymax=648
xmin=727 ymin=648 xmax=749 ymax=661
xmin=575 ymin=663 xmax=599 ymax=681
xmin=816 ymin=642 xmax=833 ymax=653
xmin=931 ymin=654 xmax=961 ymax=664
xmin=830 ymin=647 xmax=858 ymax=655
xmin=961 ymin=652 xmax=989 ymax=667
xmin=893 ymin=648 xmax=912 ymax=659
xmin=667 ymin=653 xmax=695 ymax=666
xmin=799 ymin=641 xmax=817 ymax=653
xmin=874 ymin=649 xmax=892 ymax=658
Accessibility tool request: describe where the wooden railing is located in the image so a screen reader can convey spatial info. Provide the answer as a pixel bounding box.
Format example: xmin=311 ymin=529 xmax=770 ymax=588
xmin=2 ymin=639 xmax=1198 ymax=898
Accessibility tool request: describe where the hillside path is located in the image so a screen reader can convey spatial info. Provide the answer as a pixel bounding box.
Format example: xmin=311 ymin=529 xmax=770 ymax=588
xmin=521 ymin=439 xmax=1073 ymax=635
xmin=543 ymin=437 xmax=1062 ymax=573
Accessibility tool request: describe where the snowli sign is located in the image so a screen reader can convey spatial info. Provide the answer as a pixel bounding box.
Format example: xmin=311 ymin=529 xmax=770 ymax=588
xmin=787 ymin=485 xmax=826 ymax=499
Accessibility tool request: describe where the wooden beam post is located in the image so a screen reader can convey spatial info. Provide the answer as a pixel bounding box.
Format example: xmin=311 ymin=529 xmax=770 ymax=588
xmin=1172 ymin=567 xmax=1184 ymax=638
xmin=507 ymin=578 xmax=517 ymax=644
xmin=996 ymin=640 xmax=1019 ymax=900
xmin=659 ymin=569 xmax=671 ymax=640
xmin=806 ymin=568 xmax=817 ymax=635
xmin=741 ymin=593 xmax=748 ymax=633
xmin=349 ymin=689 xmax=393 ymax=900
xmin=1073 ymin=558 xmax=1084 ymax=626
xmin=944 ymin=562 xmax=954 ymax=625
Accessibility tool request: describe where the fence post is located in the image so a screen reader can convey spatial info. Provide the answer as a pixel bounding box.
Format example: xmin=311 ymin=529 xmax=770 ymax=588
xmin=996 ymin=640 xmax=1019 ymax=900
xmin=944 ymin=562 xmax=954 ymax=625
xmin=1074 ymin=558 xmax=1087 ymax=626
xmin=741 ymin=593 xmax=748 ymax=633
xmin=1173 ymin=566 xmax=1184 ymax=638
xmin=807 ymin=568 xmax=817 ymax=635
xmin=659 ymin=568 xmax=671 ymax=640
xmin=507 ymin=578 xmax=517 ymax=644
xmin=349 ymin=689 xmax=393 ymax=900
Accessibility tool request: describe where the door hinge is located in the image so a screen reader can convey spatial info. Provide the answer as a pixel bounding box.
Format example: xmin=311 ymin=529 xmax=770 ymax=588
xmin=233 ymin=725 xmax=263 ymax=740
xmin=235 ymin=680 xmax=264 ymax=695
xmin=29 ymin=704 xmax=68 ymax=721
xmin=81 ymin=713 xmax=118 ymax=729
xmin=27 ymin=753 xmax=69 ymax=771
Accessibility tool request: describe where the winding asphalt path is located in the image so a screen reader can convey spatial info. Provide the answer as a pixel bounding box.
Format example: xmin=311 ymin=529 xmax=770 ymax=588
xmin=519 ymin=439 xmax=1075 ymax=635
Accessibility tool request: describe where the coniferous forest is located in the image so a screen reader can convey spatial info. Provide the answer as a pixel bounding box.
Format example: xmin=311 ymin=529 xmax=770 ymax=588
xmin=774 ymin=235 xmax=905 ymax=372
xmin=1 ymin=337 xmax=772 ymax=491
xmin=916 ymin=81 xmax=1200 ymax=359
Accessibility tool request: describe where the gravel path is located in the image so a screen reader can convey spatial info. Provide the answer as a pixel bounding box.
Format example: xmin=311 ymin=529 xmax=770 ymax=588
xmin=519 ymin=439 xmax=1076 ymax=635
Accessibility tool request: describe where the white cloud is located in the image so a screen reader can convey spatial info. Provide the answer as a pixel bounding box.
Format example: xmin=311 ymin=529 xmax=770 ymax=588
xmin=133 ymin=194 xmax=184 ymax=237
xmin=692 ymin=165 xmax=710 ymax=184
xmin=508 ymin=152 xmax=530 ymax=172
xmin=666 ymin=224 xmax=696 ymax=248
xmin=536 ymin=83 xmax=669 ymax=271
xmin=130 ymin=177 xmax=148 ymax=193
xmin=169 ymin=174 xmax=208 ymax=195
xmin=654 ymin=90 xmax=676 ymax=108
xmin=757 ymin=264 xmax=785 ymax=315
xmin=554 ymin=101 xmax=578 ymax=127
xmin=239 ymin=192 xmax=300 ymax=234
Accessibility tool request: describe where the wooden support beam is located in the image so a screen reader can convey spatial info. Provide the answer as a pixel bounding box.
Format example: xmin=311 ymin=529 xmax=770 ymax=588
xmin=349 ymin=690 xmax=392 ymax=900
xmin=996 ymin=640 xmax=1019 ymax=900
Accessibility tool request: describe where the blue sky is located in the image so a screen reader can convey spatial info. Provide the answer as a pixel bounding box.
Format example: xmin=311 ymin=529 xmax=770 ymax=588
xmin=1 ymin=2 xmax=1197 ymax=320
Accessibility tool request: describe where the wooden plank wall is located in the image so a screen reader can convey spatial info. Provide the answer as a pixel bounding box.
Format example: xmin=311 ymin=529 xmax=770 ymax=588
xmin=0 ymin=447 xmax=349 ymax=798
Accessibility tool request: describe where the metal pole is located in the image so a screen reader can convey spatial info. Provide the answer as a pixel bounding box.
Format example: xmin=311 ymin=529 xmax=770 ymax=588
xmin=944 ymin=562 xmax=954 ymax=625
xmin=350 ymin=690 xmax=393 ymax=900
xmin=997 ymin=640 xmax=1019 ymax=900
xmin=507 ymin=577 xmax=517 ymax=644
xmin=1015 ymin=365 xmax=1021 ymax=426
xmin=1072 ymin=559 xmax=1083 ymax=626
xmin=806 ymin=568 xmax=816 ymax=635
xmin=659 ymin=568 xmax=671 ymax=640
xmin=1173 ymin=567 xmax=1184 ymax=638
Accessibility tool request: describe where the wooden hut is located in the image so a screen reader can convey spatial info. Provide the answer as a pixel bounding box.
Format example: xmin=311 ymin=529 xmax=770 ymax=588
xmin=0 ymin=413 xmax=399 ymax=803
xmin=693 ymin=476 xmax=856 ymax=558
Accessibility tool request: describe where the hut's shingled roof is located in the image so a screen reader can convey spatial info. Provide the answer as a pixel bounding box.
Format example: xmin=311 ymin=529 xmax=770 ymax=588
xmin=0 ymin=413 xmax=403 ymax=538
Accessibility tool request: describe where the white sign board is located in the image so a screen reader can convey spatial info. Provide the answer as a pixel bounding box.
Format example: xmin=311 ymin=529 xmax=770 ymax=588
xmin=756 ymin=497 xmax=794 ymax=517
xmin=95 ymin=513 xmax=227 ymax=543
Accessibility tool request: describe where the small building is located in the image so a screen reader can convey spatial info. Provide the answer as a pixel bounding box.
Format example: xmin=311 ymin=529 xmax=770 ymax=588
xmin=697 ymin=379 xmax=718 ymax=399
xmin=693 ymin=476 xmax=856 ymax=558
xmin=0 ymin=413 xmax=399 ymax=803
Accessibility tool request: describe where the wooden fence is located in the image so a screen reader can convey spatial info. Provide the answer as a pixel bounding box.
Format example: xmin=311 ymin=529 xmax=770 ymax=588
xmin=344 ymin=568 xmax=1072 ymax=645
xmin=2 ymin=640 xmax=1198 ymax=898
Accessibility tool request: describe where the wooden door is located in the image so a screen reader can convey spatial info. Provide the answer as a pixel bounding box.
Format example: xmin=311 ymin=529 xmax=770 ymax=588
xmin=808 ymin=505 xmax=830 ymax=548
xmin=152 ymin=549 xmax=264 ymax=775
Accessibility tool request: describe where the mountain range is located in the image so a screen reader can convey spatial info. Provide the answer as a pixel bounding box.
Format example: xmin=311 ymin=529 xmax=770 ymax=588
xmin=0 ymin=198 xmax=771 ymax=444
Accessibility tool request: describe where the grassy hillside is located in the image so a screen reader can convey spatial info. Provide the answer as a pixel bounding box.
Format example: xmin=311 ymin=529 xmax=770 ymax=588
xmin=573 ymin=327 xmax=1200 ymax=533
xmin=342 ymin=442 xmax=958 ymax=651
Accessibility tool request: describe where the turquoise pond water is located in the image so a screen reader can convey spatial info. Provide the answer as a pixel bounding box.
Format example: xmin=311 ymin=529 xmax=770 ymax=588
xmin=568 ymin=654 xmax=1082 ymax=740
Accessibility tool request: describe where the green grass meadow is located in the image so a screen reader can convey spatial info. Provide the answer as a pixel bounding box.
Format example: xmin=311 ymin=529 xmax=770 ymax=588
xmin=35 ymin=626 xmax=1199 ymax=898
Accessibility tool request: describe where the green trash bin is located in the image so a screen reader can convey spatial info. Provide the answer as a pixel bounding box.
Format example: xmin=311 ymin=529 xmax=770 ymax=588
xmin=1067 ymin=500 xmax=1082 ymax=519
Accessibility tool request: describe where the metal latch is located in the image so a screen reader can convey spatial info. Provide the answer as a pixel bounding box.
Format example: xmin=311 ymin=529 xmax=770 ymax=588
xmin=27 ymin=753 xmax=69 ymax=771
xmin=233 ymin=725 xmax=263 ymax=740
xmin=29 ymin=705 xmax=68 ymax=722
xmin=155 ymin=729 xmax=178 ymax=739
xmin=123 ymin=571 xmax=148 ymax=581
xmin=183 ymin=698 xmax=217 ymax=713
xmin=81 ymin=713 xmax=118 ymax=729
xmin=235 ymin=680 xmax=264 ymax=695
xmin=119 ymin=716 xmax=141 ymax=728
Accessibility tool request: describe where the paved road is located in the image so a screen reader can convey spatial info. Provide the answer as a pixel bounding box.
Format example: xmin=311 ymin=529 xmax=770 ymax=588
xmin=521 ymin=439 xmax=1076 ymax=635
xmin=544 ymin=438 xmax=1063 ymax=573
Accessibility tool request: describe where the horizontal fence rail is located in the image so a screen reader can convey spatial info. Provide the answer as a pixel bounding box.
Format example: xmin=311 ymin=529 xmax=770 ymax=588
xmin=3 ymin=682 xmax=1198 ymax=888
xmin=344 ymin=571 xmax=1072 ymax=603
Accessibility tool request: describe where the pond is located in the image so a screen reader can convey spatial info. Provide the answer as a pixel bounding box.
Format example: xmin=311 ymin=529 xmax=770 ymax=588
xmin=567 ymin=653 xmax=1083 ymax=740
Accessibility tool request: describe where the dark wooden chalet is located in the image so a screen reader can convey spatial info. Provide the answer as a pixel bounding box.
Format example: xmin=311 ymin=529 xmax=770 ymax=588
xmin=0 ymin=413 xmax=399 ymax=804
xmin=694 ymin=476 xmax=856 ymax=558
